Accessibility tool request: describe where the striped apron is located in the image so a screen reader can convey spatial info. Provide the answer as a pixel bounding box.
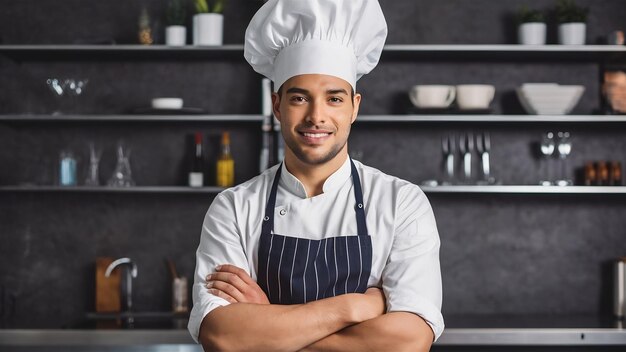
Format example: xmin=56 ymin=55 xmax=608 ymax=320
xmin=258 ymin=159 xmax=372 ymax=304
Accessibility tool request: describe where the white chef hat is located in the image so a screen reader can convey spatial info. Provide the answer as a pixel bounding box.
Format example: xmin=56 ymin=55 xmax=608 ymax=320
xmin=244 ymin=0 xmax=388 ymax=92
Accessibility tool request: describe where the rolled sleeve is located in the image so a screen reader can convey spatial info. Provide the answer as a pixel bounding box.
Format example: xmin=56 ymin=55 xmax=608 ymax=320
xmin=382 ymin=186 xmax=444 ymax=341
xmin=188 ymin=193 xmax=251 ymax=343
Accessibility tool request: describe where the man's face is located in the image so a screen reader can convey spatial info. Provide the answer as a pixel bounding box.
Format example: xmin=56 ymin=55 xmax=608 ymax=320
xmin=272 ymin=74 xmax=361 ymax=166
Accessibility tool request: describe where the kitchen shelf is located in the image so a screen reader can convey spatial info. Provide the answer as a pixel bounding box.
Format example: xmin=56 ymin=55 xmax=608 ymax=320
xmin=382 ymin=44 xmax=626 ymax=62
xmin=2 ymin=185 xmax=625 ymax=194
xmin=421 ymin=185 xmax=626 ymax=194
xmin=1 ymin=44 xmax=625 ymax=62
xmin=2 ymin=114 xmax=625 ymax=124
xmin=357 ymin=115 xmax=626 ymax=123
xmin=0 ymin=44 xmax=246 ymax=61
xmin=0 ymin=186 xmax=226 ymax=193
xmin=0 ymin=114 xmax=264 ymax=123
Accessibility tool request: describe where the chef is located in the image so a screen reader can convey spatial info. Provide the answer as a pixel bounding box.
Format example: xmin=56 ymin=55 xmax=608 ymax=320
xmin=188 ymin=0 xmax=444 ymax=350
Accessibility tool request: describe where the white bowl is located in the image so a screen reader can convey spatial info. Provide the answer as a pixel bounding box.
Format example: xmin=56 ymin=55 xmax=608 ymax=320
xmin=151 ymin=97 xmax=183 ymax=109
xmin=517 ymin=84 xmax=584 ymax=115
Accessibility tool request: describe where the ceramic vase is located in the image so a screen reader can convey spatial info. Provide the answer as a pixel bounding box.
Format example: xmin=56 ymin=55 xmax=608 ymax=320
xmin=518 ymin=22 xmax=547 ymax=45
xmin=193 ymin=13 xmax=223 ymax=46
xmin=165 ymin=25 xmax=186 ymax=46
xmin=558 ymin=22 xmax=586 ymax=45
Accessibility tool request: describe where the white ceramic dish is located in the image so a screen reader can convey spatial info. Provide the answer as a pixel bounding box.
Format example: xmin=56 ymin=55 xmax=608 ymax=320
xmin=151 ymin=97 xmax=184 ymax=109
xmin=517 ymin=85 xmax=584 ymax=115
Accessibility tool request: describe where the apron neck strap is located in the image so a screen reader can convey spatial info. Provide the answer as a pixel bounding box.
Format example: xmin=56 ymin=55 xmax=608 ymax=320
xmin=262 ymin=159 xmax=368 ymax=236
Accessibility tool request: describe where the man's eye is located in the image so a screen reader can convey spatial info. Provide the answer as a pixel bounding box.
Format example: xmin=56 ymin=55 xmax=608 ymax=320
xmin=290 ymin=96 xmax=307 ymax=103
xmin=329 ymin=97 xmax=343 ymax=103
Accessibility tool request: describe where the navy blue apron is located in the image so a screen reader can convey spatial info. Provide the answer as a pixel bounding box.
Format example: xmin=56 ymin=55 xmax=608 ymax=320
xmin=258 ymin=159 xmax=372 ymax=304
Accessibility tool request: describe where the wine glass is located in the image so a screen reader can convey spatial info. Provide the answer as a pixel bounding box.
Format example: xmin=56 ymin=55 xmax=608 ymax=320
xmin=107 ymin=142 xmax=135 ymax=187
xmin=46 ymin=78 xmax=88 ymax=115
xmin=539 ymin=132 xmax=555 ymax=186
xmin=84 ymin=143 xmax=102 ymax=186
xmin=555 ymin=132 xmax=572 ymax=186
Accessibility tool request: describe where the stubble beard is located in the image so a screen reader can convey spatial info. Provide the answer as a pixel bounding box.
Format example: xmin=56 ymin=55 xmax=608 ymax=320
xmin=283 ymin=130 xmax=349 ymax=166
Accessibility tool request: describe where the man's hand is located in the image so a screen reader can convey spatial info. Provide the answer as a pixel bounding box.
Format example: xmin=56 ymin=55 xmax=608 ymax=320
xmin=206 ymin=264 xmax=270 ymax=304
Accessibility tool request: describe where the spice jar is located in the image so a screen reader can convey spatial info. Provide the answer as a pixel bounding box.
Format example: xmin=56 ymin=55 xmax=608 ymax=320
xmin=596 ymin=161 xmax=610 ymax=186
xmin=584 ymin=161 xmax=597 ymax=186
xmin=610 ymin=161 xmax=622 ymax=186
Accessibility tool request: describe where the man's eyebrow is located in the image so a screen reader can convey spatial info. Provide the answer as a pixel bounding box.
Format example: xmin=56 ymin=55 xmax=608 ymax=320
xmin=327 ymin=88 xmax=349 ymax=95
xmin=285 ymin=87 xmax=309 ymax=95
xmin=285 ymin=87 xmax=349 ymax=95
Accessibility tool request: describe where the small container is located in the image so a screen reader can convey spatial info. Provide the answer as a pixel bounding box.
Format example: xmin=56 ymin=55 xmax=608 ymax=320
xmin=59 ymin=150 xmax=77 ymax=186
xmin=596 ymin=161 xmax=610 ymax=186
xmin=584 ymin=161 xmax=597 ymax=186
xmin=615 ymin=258 xmax=626 ymax=319
xmin=610 ymin=161 xmax=622 ymax=186
xmin=172 ymin=277 xmax=188 ymax=313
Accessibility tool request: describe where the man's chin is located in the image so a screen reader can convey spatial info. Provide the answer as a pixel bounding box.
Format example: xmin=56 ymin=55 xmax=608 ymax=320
xmin=293 ymin=149 xmax=341 ymax=166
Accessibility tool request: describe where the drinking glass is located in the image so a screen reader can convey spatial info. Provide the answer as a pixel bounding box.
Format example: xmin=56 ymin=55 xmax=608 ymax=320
xmin=539 ymin=132 xmax=555 ymax=185
xmin=84 ymin=143 xmax=102 ymax=186
xmin=107 ymin=143 xmax=135 ymax=187
xmin=555 ymin=132 xmax=572 ymax=186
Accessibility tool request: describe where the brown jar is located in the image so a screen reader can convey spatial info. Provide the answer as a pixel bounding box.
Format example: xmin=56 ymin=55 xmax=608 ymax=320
xmin=597 ymin=161 xmax=610 ymax=186
xmin=584 ymin=161 xmax=597 ymax=186
xmin=610 ymin=161 xmax=622 ymax=186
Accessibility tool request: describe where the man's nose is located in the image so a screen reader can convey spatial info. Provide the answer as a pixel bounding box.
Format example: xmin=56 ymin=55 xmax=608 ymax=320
xmin=305 ymin=99 xmax=326 ymax=125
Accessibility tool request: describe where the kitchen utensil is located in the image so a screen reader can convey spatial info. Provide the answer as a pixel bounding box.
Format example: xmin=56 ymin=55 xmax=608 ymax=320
xmin=46 ymin=78 xmax=88 ymax=115
xmin=476 ymin=132 xmax=494 ymax=184
xmin=96 ymin=257 xmax=121 ymax=313
xmin=85 ymin=143 xmax=101 ymax=186
xmin=459 ymin=132 xmax=474 ymax=183
xmin=555 ymin=131 xmax=572 ymax=186
xmin=441 ymin=133 xmax=455 ymax=185
xmin=517 ymin=84 xmax=584 ymax=115
xmin=152 ymin=97 xmax=184 ymax=109
xmin=615 ymin=258 xmax=626 ymax=319
xmin=107 ymin=142 xmax=135 ymax=187
xmin=539 ymin=132 xmax=555 ymax=185
xmin=456 ymin=85 xmax=495 ymax=110
xmin=409 ymin=85 xmax=456 ymax=109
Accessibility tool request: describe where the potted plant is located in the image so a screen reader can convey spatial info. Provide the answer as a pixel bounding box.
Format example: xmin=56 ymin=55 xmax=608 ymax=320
xmin=517 ymin=6 xmax=547 ymax=45
xmin=193 ymin=0 xmax=226 ymax=45
xmin=555 ymin=0 xmax=588 ymax=45
xmin=165 ymin=0 xmax=187 ymax=46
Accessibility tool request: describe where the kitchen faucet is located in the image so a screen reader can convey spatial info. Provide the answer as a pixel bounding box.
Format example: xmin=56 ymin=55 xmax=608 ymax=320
xmin=105 ymin=257 xmax=138 ymax=325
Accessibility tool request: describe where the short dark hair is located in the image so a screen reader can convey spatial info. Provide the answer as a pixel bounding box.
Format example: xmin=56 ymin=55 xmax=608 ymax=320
xmin=277 ymin=85 xmax=356 ymax=106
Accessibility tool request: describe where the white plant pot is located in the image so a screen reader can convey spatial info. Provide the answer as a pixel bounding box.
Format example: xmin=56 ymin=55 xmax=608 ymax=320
xmin=193 ymin=13 xmax=223 ymax=46
xmin=165 ymin=25 xmax=186 ymax=46
xmin=558 ymin=22 xmax=586 ymax=45
xmin=518 ymin=22 xmax=547 ymax=45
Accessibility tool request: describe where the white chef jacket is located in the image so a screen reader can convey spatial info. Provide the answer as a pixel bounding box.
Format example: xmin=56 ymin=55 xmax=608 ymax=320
xmin=188 ymin=157 xmax=444 ymax=342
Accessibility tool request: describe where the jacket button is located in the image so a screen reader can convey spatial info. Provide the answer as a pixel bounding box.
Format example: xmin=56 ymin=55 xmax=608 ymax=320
xmin=279 ymin=209 xmax=286 ymax=216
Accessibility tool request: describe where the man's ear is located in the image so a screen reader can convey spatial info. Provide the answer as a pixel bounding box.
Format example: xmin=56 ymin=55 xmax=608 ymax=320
xmin=351 ymin=93 xmax=362 ymax=124
xmin=271 ymin=92 xmax=281 ymax=122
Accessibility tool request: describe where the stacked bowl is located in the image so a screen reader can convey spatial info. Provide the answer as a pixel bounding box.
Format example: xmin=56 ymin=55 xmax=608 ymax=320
xmin=516 ymin=83 xmax=584 ymax=115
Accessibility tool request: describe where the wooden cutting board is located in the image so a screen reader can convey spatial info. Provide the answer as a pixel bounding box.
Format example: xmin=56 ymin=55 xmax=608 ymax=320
xmin=95 ymin=257 xmax=121 ymax=312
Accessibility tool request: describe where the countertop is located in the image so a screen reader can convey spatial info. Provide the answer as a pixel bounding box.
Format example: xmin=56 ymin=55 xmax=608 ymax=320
xmin=1 ymin=315 xmax=626 ymax=346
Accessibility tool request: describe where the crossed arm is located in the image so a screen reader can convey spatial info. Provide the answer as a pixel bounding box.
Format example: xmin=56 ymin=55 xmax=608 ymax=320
xmin=198 ymin=265 xmax=434 ymax=352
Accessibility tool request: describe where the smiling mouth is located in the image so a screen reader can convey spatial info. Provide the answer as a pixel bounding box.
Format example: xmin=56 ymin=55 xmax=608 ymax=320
xmin=299 ymin=131 xmax=332 ymax=138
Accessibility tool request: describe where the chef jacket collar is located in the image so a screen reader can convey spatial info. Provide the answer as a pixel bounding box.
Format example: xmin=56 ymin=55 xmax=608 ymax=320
xmin=280 ymin=156 xmax=352 ymax=199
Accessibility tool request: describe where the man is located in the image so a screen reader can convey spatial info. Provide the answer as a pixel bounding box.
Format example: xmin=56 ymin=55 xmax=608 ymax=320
xmin=188 ymin=0 xmax=444 ymax=350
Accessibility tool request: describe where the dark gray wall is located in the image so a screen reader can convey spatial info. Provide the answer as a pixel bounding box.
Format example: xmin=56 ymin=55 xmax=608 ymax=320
xmin=0 ymin=0 xmax=625 ymax=328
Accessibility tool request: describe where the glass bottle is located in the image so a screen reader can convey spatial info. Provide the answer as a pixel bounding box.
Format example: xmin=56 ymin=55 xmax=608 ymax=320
xmin=59 ymin=150 xmax=77 ymax=186
xmin=216 ymin=132 xmax=235 ymax=187
xmin=188 ymin=132 xmax=204 ymax=187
